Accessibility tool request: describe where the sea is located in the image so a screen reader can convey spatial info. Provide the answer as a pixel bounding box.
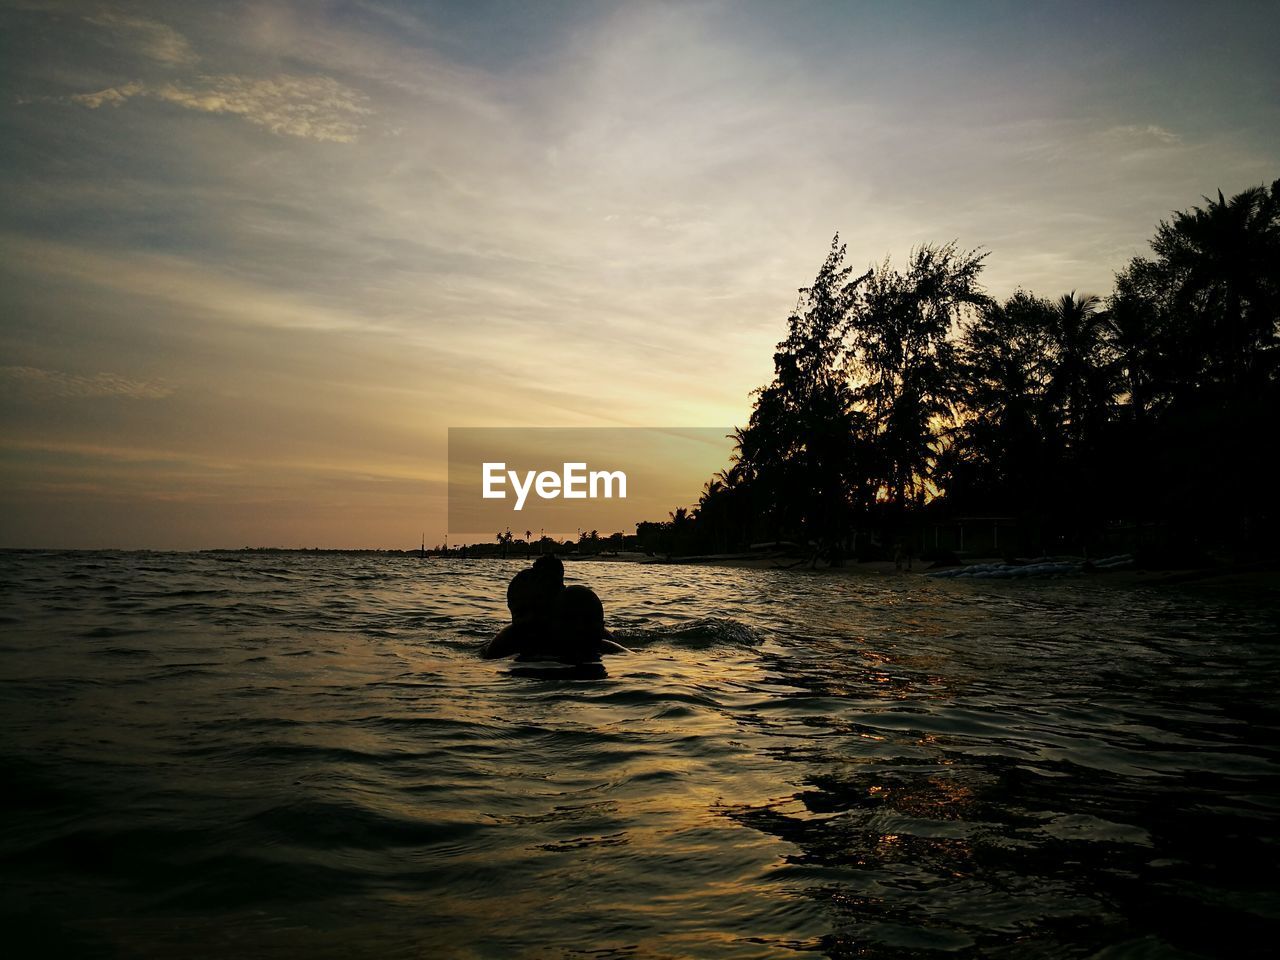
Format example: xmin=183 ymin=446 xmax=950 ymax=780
xmin=2 ymin=551 xmax=1278 ymax=959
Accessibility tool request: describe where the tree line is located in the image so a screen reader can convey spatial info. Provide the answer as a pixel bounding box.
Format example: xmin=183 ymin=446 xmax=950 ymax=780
xmin=645 ymin=180 xmax=1280 ymax=565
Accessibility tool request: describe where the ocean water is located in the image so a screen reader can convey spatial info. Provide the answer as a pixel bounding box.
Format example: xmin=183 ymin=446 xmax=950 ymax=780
xmin=2 ymin=552 xmax=1278 ymax=959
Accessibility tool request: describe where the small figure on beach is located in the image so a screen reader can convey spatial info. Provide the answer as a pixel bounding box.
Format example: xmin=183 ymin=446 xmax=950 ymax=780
xmin=482 ymin=556 xmax=629 ymax=663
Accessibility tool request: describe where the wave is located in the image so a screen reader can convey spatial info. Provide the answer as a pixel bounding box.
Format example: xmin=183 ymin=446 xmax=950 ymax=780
xmin=615 ymin=616 xmax=764 ymax=649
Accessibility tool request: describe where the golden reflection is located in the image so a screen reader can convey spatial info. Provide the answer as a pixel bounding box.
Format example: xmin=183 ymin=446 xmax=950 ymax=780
xmin=890 ymin=776 xmax=978 ymax=820
xmin=874 ymin=833 xmax=902 ymax=856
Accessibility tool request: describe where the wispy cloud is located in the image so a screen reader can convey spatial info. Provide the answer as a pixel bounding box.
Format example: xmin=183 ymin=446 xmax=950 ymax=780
xmin=1105 ymin=123 xmax=1183 ymax=145
xmin=1 ymin=365 xmax=174 ymax=399
xmin=84 ymin=10 xmax=199 ymax=66
xmin=70 ymin=74 xmax=371 ymax=142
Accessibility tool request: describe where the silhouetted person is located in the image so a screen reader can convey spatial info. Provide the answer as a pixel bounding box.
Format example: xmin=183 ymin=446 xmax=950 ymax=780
xmin=506 ymin=555 xmax=564 ymax=624
xmin=482 ymin=557 xmax=627 ymax=663
xmin=484 ymin=556 xmax=562 ymax=659
xmin=550 ymin=584 xmax=608 ymax=662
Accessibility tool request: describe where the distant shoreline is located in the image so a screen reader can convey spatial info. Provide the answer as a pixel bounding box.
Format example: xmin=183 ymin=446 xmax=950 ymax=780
xmin=3 ymin=546 xmax=1275 ymax=595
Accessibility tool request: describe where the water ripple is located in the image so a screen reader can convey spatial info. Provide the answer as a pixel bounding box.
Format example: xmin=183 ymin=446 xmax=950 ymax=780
xmin=1 ymin=551 xmax=1277 ymax=958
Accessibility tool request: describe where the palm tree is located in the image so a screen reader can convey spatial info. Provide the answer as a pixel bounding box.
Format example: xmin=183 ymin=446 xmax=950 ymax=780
xmin=946 ymin=291 xmax=1054 ymax=513
xmin=1151 ymin=180 xmax=1280 ymax=388
xmin=1108 ymin=259 xmax=1170 ymax=424
xmin=1044 ymin=292 xmax=1116 ymax=453
xmin=495 ymin=528 xmax=513 ymax=559
xmin=1038 ymin=292 xmax=1121 ymax=552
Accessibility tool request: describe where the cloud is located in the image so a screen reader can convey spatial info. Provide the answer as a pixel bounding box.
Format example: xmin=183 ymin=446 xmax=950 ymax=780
xmin=1106 ymin=124 xmax=1182 ymax=145
xmin=70 ymin=80 xmax=145 ymax=108
xmin=84 ymin=10 xmax=199 ymax=66
xmin=1 ymin=365 xmax=174 ymax=399
xmin=70 ymin=74 xmax=371 ymax=142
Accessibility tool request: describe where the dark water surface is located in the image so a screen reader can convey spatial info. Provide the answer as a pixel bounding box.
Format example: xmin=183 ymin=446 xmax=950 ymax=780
xmin=2 ymin=552 xmax=1278 ymax=958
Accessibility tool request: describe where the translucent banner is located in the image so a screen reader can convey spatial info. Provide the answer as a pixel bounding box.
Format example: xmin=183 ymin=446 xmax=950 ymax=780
xmin=447 ymin=427 xmax=734 ymax=539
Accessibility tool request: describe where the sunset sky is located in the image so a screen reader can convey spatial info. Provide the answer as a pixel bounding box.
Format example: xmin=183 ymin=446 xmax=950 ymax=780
xmin=2 ymin=0 xmax=1277 ymax=549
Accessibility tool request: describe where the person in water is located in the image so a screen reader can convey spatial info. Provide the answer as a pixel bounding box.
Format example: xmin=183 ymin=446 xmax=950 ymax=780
xmin=482 ymin=556 xmax=627 ymax=662
xmin=509 ymin=554 xmax=564 ymax=625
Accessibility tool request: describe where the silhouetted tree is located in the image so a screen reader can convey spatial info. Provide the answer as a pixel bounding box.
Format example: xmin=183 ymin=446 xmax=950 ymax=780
xmin=650 ymin=179 xmax=1279 ymax=563
xmin=736 ymin=235 xmax=870 ymax=552
xmin=943 ymin=291 xmax=1054 ymax=521
xmin=1044 ymin=293 xmax=1115 ymax=452
xmin=1111 ymin=180 xmax=1280 ymax=549
xmin=846 ymin=243 xmax=988 ymax=518
xmin=495 ymin=529 xmax=513 ymax=559
xmin=1152 ymin=181 xmax=1280 ymax=390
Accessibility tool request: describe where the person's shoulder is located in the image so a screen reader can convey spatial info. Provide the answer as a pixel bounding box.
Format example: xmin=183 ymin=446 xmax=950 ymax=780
xmin=483 ymin=621 xmax=545 ymax=659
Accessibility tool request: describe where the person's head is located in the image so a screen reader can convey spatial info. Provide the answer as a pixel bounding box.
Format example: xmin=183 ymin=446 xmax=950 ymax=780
xmin=554 ymin=584 xmax=605 ymax=662
xmin=532 ymin=554 xmax=565 ymax=589
xmin=507 ymin=556 xmax=564 ymax=622
xmin=506 ymin=567 xmax=542 ymax=619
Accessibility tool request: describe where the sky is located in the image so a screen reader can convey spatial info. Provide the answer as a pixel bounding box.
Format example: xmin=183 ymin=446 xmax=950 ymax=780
xmin=1 ymin=0 xmax=1277 ymax=549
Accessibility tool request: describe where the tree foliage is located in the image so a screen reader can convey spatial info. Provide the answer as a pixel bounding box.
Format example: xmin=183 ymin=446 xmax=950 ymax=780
xmin=847 ymin=242 xmax=988 ymax=510
xmin=661 ymin=180 xmax=1280 ymax=561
